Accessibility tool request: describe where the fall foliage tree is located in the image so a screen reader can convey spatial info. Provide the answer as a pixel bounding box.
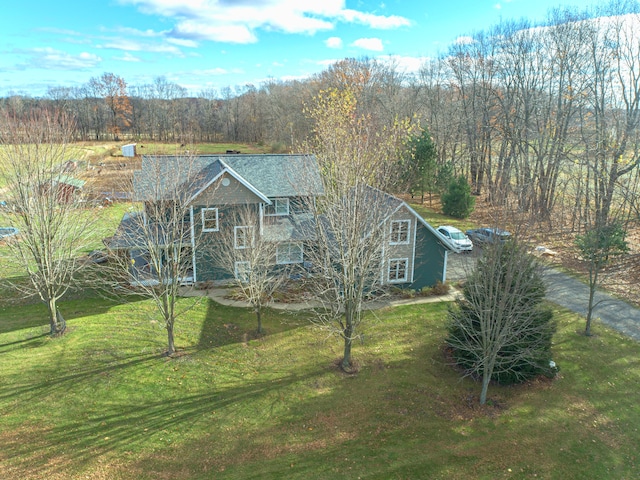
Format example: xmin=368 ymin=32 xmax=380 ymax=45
xmin=89 ymin=72 xmax=132 ymax=139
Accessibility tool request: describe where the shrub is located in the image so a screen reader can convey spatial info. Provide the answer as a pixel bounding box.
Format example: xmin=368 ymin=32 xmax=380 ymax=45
xmin=431 ymin=281 xmax=450 ymax=296
xmin=441 ymin=175 xmax=475 ymax=219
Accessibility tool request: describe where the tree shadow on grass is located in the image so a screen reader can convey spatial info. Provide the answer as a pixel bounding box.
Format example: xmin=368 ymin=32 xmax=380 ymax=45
xmin=2 ymin=369 xmax=323 ymax=479
xmin=0 ymin=351 xmax=160 ymax=407
xmin=0 ymin=292 xmax=146 ymax=336
xmin=196 ymin=298 xmax=309 ymax=351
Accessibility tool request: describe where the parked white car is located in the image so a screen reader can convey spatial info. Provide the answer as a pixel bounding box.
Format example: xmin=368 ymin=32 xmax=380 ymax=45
xmin=437 ymin=225 xmax=473 ymax=253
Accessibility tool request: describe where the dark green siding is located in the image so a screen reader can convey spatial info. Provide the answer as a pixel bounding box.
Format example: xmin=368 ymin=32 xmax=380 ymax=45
xmin=407 ymin=223 xmax=447 ymax=290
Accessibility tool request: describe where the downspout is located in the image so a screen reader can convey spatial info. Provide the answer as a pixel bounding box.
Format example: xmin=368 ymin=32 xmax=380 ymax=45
xmin=442 ymin=250 xmax=448 ymax=283
xmin=190 ymin=205 xmax=197 ymax=282
xmin=411 ymin=217 xmax=417 ymax=283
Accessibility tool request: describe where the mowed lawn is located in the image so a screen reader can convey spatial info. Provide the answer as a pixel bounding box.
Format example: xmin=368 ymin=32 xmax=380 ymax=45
xmin=0 ymin=292 xmax=639 ymax=479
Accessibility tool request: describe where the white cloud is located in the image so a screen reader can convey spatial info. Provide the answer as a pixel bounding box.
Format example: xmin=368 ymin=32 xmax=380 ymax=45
xmin=20 ymin=48 xmax=102 ymax=70
xmin=351 ymin=37 xmax=384 ymax=51
xmin=378 ymin=54 xmax=430 ymax=74
xmin=325 ymin=36 xmax=343 ymax=49
xmin=494 ymin=3 xmax=502 ymax=10
xmin=115 ymin=52 xmax=142 ymax=62
xmin=191 ymin=67 xmax=232 ymax=76
xmin=118 ymin=0 xmax=411 ymax=44
xmin=339 ymin=9 xmax=411 ymax=29
xmin=97 ymin=38 xmax=184 ymax=55
xmin=167 ymin=37 xmax=199 ymax=48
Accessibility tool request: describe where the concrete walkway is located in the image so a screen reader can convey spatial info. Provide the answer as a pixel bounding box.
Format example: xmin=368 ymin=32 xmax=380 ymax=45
xmin=181 ymin=286 xmax=460 ymax=312
xmin=543 ymin=267 xmax=640 ymax=341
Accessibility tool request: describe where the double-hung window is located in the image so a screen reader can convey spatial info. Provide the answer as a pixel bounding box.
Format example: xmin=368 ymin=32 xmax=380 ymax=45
xmin=265 ymin=198 xmax=289 ymax=216
xmin=201 ymin=208 xmax=219 ymax=232
xmin=234 ymin=261 xmax=251 ymax=283
xmin=234 ymin=226 xmax=252 ymax=249
xmin=390 ymin=220 xmax=410 ymax=244
xmin=276 ymin=243 xmax=303 ymax=264
xmin=388 ymin=258 xmax=408 ymax=283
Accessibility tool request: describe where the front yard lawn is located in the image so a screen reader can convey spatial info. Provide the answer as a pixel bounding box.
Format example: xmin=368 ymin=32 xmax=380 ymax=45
xmin=0 ymin=294 xmax=638 ymax=479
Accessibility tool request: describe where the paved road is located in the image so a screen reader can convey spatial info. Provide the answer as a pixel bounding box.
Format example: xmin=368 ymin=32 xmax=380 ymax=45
xmin=447 ymin=251 xmax=640 ymax=340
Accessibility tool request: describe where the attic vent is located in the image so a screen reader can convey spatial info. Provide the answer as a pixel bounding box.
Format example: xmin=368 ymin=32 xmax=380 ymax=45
xmin=221 ymin=178 xmax=231 ymax=187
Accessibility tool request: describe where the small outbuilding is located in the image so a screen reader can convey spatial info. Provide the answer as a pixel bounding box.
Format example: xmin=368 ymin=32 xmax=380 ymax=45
xmin=122 ymin=144 xmax=137 ymax=157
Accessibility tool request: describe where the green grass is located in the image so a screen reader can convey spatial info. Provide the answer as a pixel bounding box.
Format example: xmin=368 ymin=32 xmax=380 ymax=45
xmin=107 ymin=142 xmax=273 ymax=156
xmin=0 ymin=294 xmax=639 ymax=479
xmin=409 ymin=202 xmax=476 ymax=233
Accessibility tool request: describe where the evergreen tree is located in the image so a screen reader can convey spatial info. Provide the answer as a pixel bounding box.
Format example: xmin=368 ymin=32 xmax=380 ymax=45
xmin=446 ymin=241 xmax=557 ymax=404
xmin=441 ymin=175 xmax=475 ymax=218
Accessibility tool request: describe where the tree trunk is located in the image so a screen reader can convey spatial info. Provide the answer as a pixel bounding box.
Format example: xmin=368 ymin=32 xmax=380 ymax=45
xmin=341 ymin=334 xmax=353 ymax=371
xmin=480 ymin=372 xmax=491 ymax=405
xmin=341 ymin=305 xmax=354 ymax=371
xmin=585 ymin=267 xmax=599 ymax=336
xmin=47 ymin=298 xmax=65 ymax=336
xmin=256 ymin=307 xmax=263 ymax=334
xmin=56 ymin=309 xmax=66 ymax=335
xmin=166 ymin=321 xmax=175 ymax=356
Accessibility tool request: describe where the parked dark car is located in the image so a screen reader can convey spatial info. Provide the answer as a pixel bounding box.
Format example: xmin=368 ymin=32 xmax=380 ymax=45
xmin=465 ymin=227 xmax=511 ymax=244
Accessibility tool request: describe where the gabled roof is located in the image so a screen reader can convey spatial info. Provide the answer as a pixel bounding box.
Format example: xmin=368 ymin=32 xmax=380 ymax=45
xmin=133 ymin=154 xmax=324 ymax=202
xmin=359 ymin=185 xmax=456 ymax=252
xmin=53 ymin=175 xmax=85 ymax=189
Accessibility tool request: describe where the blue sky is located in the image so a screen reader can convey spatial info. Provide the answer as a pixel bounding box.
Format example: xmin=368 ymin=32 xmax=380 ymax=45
xmin=1 ymin=0 xmax=589 ymax=97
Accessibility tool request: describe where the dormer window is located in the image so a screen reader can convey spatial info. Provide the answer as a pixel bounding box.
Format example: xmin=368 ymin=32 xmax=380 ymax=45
xmin=264 ymin=198 xmax=289 ymax=216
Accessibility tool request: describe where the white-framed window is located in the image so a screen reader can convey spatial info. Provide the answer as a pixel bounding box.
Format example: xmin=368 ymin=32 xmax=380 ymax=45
xmin=276 ymin=242 xmax=303 ymax=264
xmin=234 ymin=226 xmax=253 ymax=249
xmin=388 ymin=258 xmax=408 ymax=283
xmin=264 ymin=198 xmax=289 ymax=216
xmin=390 ymin=220 xmax=411 ymax=244
xmin=201 ymin=208 xmax=219 ymax=232
xmin=234 ymin=261 xmax=251 ymax=283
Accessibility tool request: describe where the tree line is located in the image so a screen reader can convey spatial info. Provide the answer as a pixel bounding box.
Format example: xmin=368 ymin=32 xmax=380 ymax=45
xmin=3 ymin=1 xmax=640 ymax=231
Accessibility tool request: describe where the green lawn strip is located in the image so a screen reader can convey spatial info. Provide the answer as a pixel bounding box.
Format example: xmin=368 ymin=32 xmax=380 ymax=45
xmin=409 ymin=202 xmax=475 ymax=233
xmin=0 ymin=297 xmax=638 ymax=479
xmin=114 ymin=142 xmax=271 ymax=156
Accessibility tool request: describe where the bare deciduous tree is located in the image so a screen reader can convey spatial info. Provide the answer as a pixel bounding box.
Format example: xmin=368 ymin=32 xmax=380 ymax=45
xmin=207 ymin=205 xmax=289 ymax=334
xmin=300 ymin=87 xmax=417 ymax=372
xmin=106 ymin=154 xmax=207 ymax=355
xmin=0 ymin=110 xmax=97 ymax=335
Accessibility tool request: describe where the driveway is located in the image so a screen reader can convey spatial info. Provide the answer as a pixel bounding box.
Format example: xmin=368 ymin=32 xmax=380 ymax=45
xmin=446 ymin=250 xmax=640 ymax=341
xmin=543 ymin=268 xmax=640 ymax=341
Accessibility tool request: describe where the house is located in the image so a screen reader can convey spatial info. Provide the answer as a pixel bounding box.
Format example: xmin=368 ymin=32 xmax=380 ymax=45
xmin=108 ymin=154 xmax=453 ymax=289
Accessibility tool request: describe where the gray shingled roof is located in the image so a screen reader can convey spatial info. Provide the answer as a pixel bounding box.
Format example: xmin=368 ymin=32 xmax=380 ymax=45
xmin=133 ymin=154 xmax=324 ymax=202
